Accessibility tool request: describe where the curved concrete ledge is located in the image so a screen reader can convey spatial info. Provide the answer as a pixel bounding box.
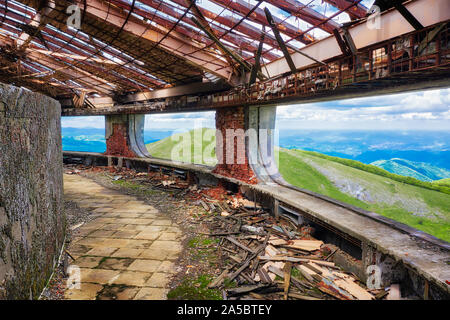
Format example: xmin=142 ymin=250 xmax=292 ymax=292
xmin=63 ymin=151 xmax=450 ymax=299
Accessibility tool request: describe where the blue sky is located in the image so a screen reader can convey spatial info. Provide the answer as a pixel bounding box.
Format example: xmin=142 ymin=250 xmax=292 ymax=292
xmin=62 ymin=88 xmax=450 ymax=131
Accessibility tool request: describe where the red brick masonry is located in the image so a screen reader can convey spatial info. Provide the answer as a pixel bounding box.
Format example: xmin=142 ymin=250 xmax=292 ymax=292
xmin=105 ymin=122 xmax=138 ymax=158
xmin=213 ymin=107 xmax=257 ymax=184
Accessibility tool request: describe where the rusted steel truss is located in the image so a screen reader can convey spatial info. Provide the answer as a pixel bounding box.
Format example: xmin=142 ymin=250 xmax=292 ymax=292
xmin=0 ymin=0 xmax=367 ymax=104
xmin=62 ymin=21 xmax=450 ymax=116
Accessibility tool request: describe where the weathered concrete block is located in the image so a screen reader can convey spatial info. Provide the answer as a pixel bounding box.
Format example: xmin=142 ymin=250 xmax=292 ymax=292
xmin=0 ymin=83 xmax=65 ymax=299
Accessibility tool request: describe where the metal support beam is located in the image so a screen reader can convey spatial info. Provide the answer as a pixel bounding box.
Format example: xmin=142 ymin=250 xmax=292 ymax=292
xmin=264 ymin=8 xmax=297 ymax=74
xmin=191 ymin=17 xmax=251 ymax=74
xmin=333 ymin=29 xmax=351 ymax=56
xmin=264 ymin=0 xmax=450 ymax=78
xmin=323 ymin=0 xmax=368 ymax=20
xmin=392 ymin=0 xmax=424 ymax=30
xmin=264 ymin=0 xmax=341 ymax=33
xmin=209 ymin=0 xmax=315 ymax=43
xmin=75 ymin=0 xmax=234 ymax=81
xmin=249 ymin=33 xmax=265 ymax=86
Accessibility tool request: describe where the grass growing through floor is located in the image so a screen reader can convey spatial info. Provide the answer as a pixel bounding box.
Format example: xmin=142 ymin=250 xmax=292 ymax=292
xmin=187 ymin=236 xmax=220 ymax=248
xmin=167 ymin=275 xmax=222 ymax=300
xmin=111 ymin=179 xmax=158 ymax=196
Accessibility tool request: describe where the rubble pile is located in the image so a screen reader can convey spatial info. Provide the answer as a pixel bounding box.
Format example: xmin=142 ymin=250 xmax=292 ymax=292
xmin=195 ymin=195 xmax=381 ymax=301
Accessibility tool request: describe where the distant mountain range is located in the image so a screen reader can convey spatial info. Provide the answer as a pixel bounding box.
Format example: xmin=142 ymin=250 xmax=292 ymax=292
xmin=371 ymin=158 xmax=450 ymax=182
xmin=62 ymin=127 xmax=450 ymax=182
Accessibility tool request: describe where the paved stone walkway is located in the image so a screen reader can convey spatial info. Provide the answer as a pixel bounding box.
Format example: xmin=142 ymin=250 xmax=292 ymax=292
xmin=63 ymin=174 xmax=183 ymax=300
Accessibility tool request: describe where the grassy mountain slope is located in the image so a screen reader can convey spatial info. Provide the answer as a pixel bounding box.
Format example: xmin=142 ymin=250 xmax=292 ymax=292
xmin=279 ymin=149 xmax=450 ymax=242
xmin=434 ymin=178 xmax=450 ymax=187
xmin=147 ymin=128 xmax=217 ymax=166
xmin=146 ymin=129 xmax=449 ymax=242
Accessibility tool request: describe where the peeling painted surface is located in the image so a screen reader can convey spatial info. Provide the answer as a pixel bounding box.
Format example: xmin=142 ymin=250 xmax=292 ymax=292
xmin=0 ymin=83 xmax=65 ymax=299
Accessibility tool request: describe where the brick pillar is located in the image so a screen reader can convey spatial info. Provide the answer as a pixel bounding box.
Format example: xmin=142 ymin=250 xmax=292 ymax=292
xmin=213 ymin=107 xmax=257 ymax=184
xmin=105 ymin=114 xmax=149 ymax=158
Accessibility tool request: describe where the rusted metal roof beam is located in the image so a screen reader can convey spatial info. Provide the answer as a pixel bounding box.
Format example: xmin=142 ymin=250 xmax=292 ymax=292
xmin=0 ymin=0 xmax=187 ymax=87
xmin=0 ymin=33 xmax=115 ymax=94
xmin=264 ymin=0 xmax=340 ymax=34
xmin=248 ymin=32 xmax=264 ymax=86
xmin=392 ymin=0 xmax=424 ymax=30
xmin=207 ymin=0 xmax=315 ymax=43
xmin=184 ymin=0 xmax=237 ymax=70
xmin=191 ymin=16 xmax=253 ymax=74
xmin=153 ymin=0 xmax=311 ymax=46
xmin=121 ymin=0 xmax=271 ymax=61
xmin=67 ymin=0 xmax=234 ymax=81
xmin=0 ymin=5 xmax=166 ymax=90
xmin=322 ymin=0 xmax=367 ymax=20
xmin=135 ymin=0 xmax=280 ymax=60
xmin=264 ymin=8 xmax=296 ymax=73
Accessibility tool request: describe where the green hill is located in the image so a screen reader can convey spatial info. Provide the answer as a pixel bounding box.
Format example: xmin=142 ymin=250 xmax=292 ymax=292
xmin=278 ymin=149 xmax=449 ymax=242
xmin=147 ymin=130 xmax=450 ymax=242
xmin=433 ymin=178 xmax=450 ymax=187
xmin=147 ymin=128 xmax=217 ymax=166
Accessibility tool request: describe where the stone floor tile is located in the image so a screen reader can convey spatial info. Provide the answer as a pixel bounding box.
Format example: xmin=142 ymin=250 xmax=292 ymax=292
xmin=134 ymin=231 xmax=160 ymax=241
xmin=134 ymin=288 xmax=167 ymax=300
xmin=97 ymin=285 xmax=140 ymax=300
xmin=84 ymin=247 xmax=118 ymax=257
xmin=73 ymin=256 xmax=104 ymax=268
xmin=157 ymin=233 xmax=178 ymax=241
xmin=111 ymin=248 xmax=144 ymax=258
xmin=98 ymin=257 xmax=135 ymax=270
xmin=65 ymin=283 xmax=103 ymax=300
xmin=80 ymin=268 xmax=121 ymax=284
xmin=157 ymin=261 xmax=176 ymax=274
xmin=110 ymin=271 xmax=152 ymax=287
xmin=145 ymin=273 xmax=171 ymax=288
xmin=127 ymin=259 xmax=162 ymax=273
xmin=151 ymin=219 xmax=172 ymax=226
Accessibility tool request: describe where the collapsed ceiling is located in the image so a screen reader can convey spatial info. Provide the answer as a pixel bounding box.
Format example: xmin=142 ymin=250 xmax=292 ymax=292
xmin=0 ymin=0 xmax=369 ymax=105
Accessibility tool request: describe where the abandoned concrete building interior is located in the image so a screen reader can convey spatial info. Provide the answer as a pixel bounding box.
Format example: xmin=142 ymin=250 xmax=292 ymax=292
xmin=0 ymin=0 xmax=449 ymax=303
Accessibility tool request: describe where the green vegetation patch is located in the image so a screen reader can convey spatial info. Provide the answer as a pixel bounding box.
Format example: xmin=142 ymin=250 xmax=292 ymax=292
xmin=278 ymin=149 xmax=450 ymax=242
xmin=146 ymin=128 xmax=217 ymax=166
xmin=111 ymin=179 xmax=157 ymax=196
xmin=167 ymin=274 xmax=222 ymax=300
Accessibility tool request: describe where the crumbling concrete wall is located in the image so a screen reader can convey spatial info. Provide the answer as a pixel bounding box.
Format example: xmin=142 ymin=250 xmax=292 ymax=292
xmin=213 ymin=107 xmax=257 ymax=184
xmin=0 ymin=83 xmax=65 ymax=299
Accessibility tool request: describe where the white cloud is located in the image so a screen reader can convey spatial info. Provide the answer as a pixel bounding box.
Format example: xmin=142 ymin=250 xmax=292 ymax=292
xmin=277 ymin=88 xmax=450 ymax=130
xmin=61 ymin=116 xmax=105 ymax=128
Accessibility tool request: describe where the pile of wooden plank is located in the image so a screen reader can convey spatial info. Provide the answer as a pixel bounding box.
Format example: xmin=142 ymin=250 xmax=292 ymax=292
xmin=202 ymin=197 xmax=376 ymax=300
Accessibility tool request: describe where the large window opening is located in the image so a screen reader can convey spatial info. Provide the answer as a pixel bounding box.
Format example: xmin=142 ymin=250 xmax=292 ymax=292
xmin=275 ymin=89 xmax=450 ymax=242
xmin=144 ymin=111 xmax=217 ymax=166
xmin=61 ymin=116 xmax=106 ymax=153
